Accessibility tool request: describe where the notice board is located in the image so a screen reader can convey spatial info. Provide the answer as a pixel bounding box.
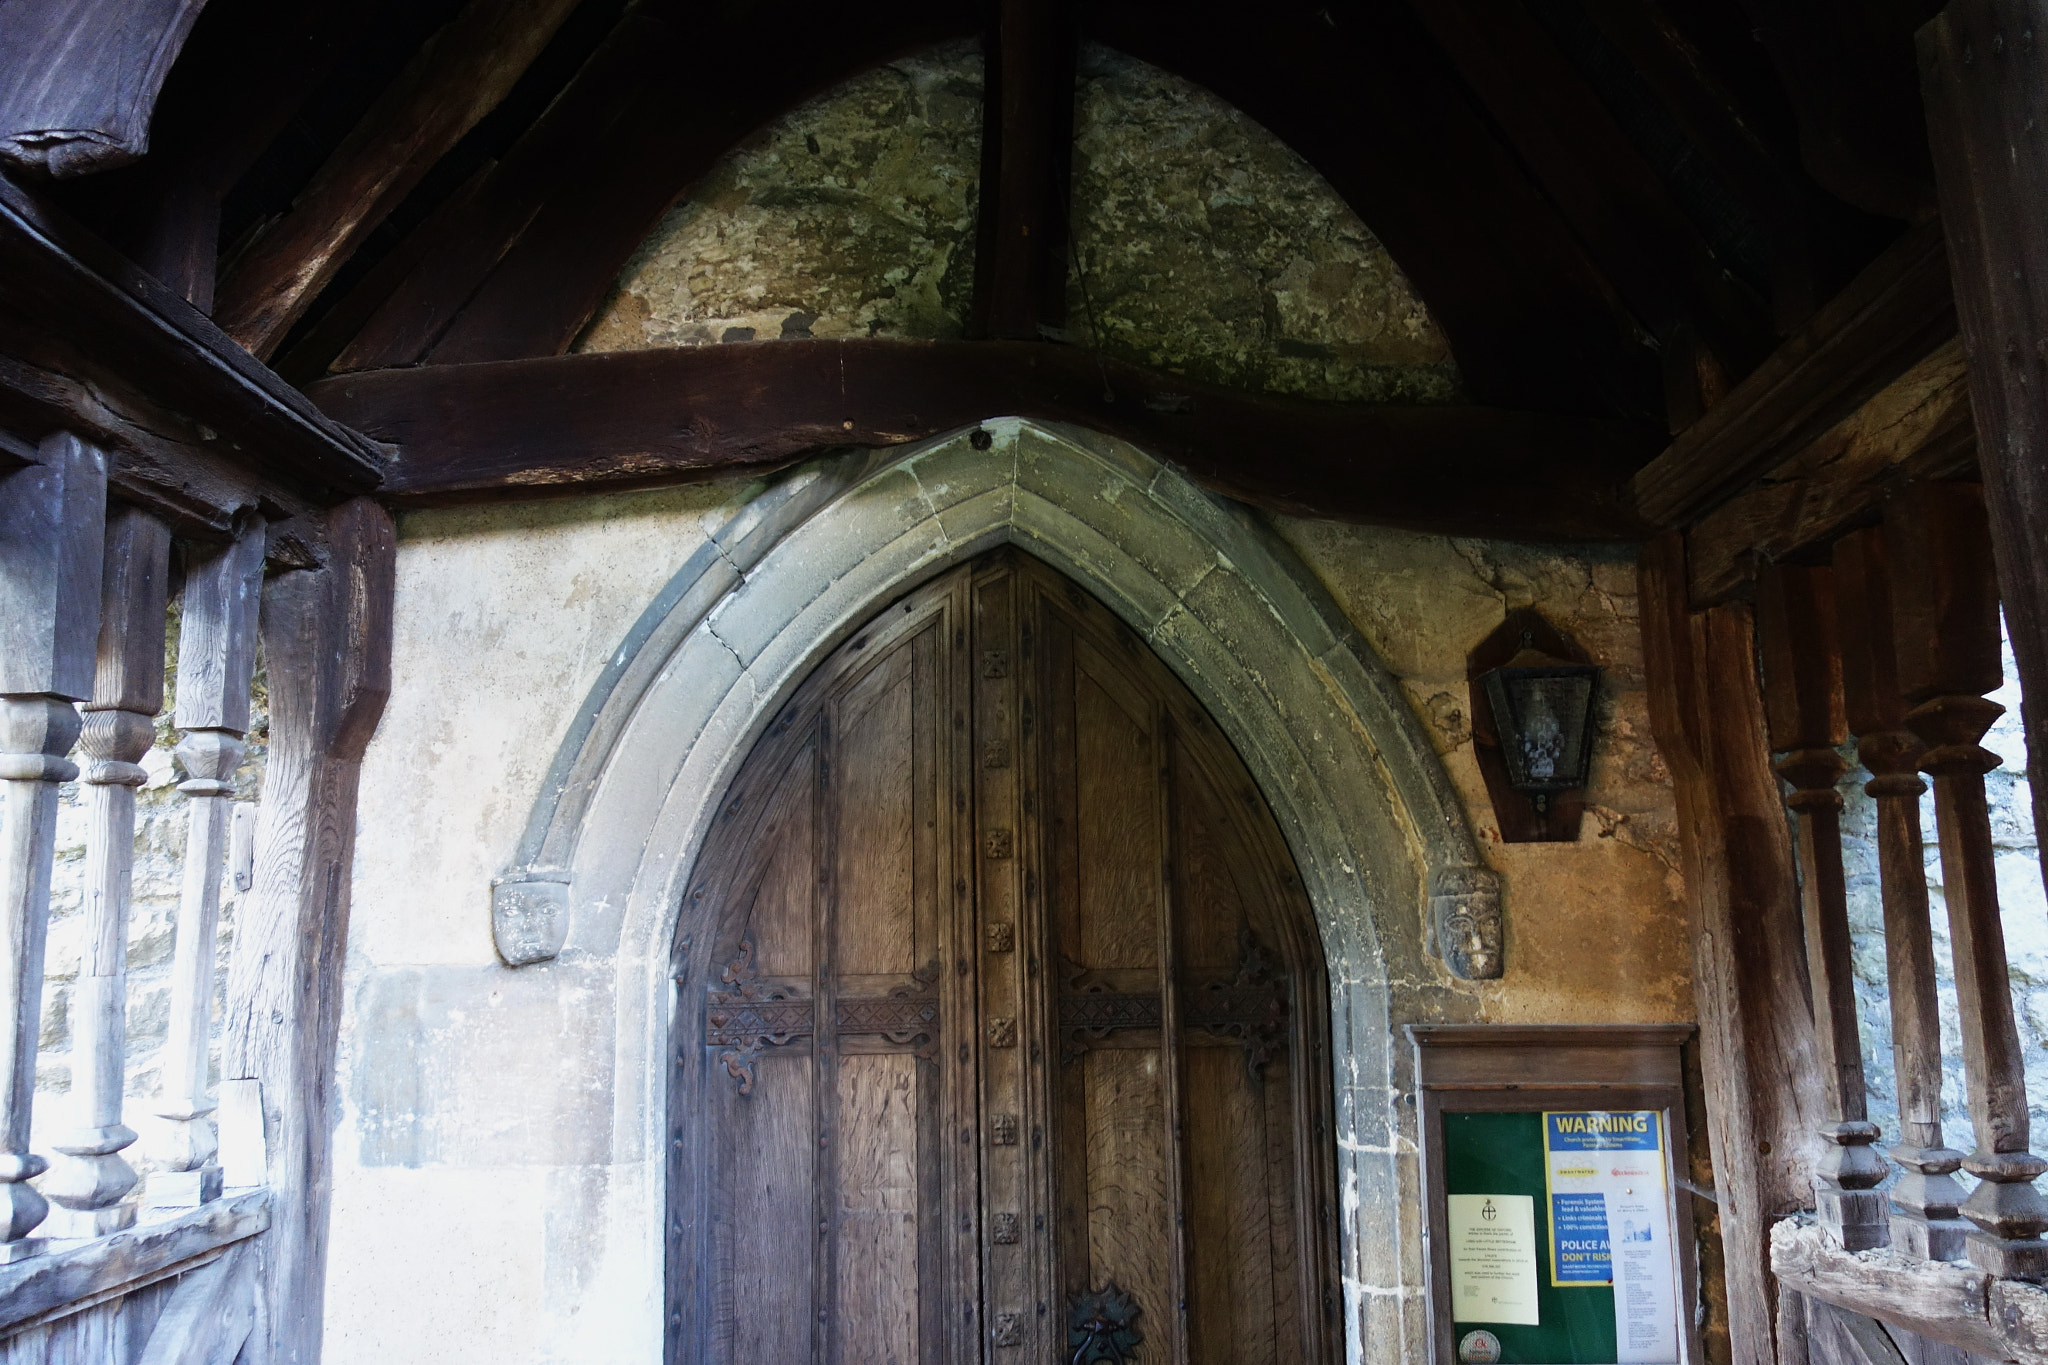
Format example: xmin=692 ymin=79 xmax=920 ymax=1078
xmin=1409 ymin=1025 xmax=1699 ymax=1365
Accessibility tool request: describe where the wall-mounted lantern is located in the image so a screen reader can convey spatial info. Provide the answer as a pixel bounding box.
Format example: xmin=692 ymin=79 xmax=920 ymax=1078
xmin=1468 ymin=610 xmax=1603 ymax=842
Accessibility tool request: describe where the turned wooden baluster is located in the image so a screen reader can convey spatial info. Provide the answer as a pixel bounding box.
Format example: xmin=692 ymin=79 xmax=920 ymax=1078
xmin=149 ymin=522 xmax=263 ymax=1209
xmin=1888 ymin=483 xmax=2048 ymax=1280
xmin=0 ymin=435 xmax=107 ymax=1259
xmin=1833 ymin=527 xmax=1972 ymax=1261
xmin=41 ymin=509 xmax=171 ymax=1238
xmin=1757 ymin=563 xmax=1890 ymax=1251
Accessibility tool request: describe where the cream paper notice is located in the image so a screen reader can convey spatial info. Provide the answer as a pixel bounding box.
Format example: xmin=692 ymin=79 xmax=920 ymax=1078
xmin=1448 ymin=1193 xmax=1541 ymax=1326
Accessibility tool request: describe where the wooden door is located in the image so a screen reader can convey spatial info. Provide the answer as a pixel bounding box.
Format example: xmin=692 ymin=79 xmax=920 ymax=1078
xmin=670 ymin=552 xmax=1339 ymax=1364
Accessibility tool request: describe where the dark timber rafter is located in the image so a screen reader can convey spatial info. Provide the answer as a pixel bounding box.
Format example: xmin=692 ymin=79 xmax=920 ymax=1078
xmin=1087 ymin=0 xmax=1652 ymax=415
xmin=211 ymin=0 xmax=585 ymax=359
xmin=0 ymin=176 xmax=387 ymax=503
xmin=322 ymin=0 xmax=976 ymax=374
xmin=971 ymin=0 xmax=1080 ymax=340
xmin=1404 ymin=0 xmax=1772 ymax=371
xmin=305 ymin=340 xmax=1659 ymax=539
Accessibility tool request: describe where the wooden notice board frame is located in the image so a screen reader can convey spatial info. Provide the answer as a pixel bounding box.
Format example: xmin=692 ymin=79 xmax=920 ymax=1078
xmin=1408 ymin=1024 xmax=1702 ymax=1365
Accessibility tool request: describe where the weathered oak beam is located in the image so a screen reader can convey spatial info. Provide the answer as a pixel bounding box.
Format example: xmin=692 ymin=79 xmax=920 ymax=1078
xmin=972 ymin=0 xmax=1079 ymax=341
xmin=0 ymin=0 xmax=208 ymax=178
xmin=307 ymin=340 xmax=1661 ymax=539
xmin=1773 ymin=1219 xmax=2048 ymax=1361
xmin=0 ymin=352 xmax=319 ymax=537
xmin=1640 ymin=532 xmax=1826 ymax=1365
xmin=328 ymin=0 xmax=974 ymax=373
xmin=223 ymin=498 xmax=393 ymax=1365
xmin=1088 ymin=0 xmax=1651 ymax=415
xmin=1921 ymin=0 xmax=2048 ymax=909
xmin=1405 ymin=0 xmax=1770 ymax=367
xmin=1632 ymin=218 xmax=1955 ymax=527
xmin=213 ymin=0 xmax=584 ymax=358
xmin=1683 ymin=336 xmax=1974 ymax=604
xmin=0 ymin=174 xmax=387 ymax=501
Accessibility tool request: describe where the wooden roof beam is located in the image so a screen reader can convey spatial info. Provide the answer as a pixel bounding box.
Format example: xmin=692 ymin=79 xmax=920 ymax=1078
xmin=1682 ymin=335 xmax=1974 ymax=604
xmin=1576 ymin=0 xmax=1828 ymax=329
xmin=1631 ymin=217 xmax=1954 ymax=528
xmin=323 ymin=1 xmax=975 ymax=374
xmin=305 ymin=339 xmax=1661 ymax=540
xmin=212 ymin=0 xmax=585 ymax=359
xmin=1087 ymin=0 xmax=1653 ymax=415
xmin=0 ymin=0 xmax=207 ymax=178
xmin=0 ymin=174 xmax=388 ymax=503
xmin=971 ymin=0 xmax=1080 ymax=341
xmin=1404 ymin=0 xmax=1772 ymax=370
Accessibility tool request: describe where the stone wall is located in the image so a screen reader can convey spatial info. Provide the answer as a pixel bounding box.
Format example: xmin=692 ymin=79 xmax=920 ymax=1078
xmin=579 ymin=42 xmax=1457 ymax=405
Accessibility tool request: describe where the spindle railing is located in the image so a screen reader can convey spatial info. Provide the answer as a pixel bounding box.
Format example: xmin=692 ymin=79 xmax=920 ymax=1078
xmin=0 ymin=436 xmax=266 ymax=1288
xmin=1760 ymin=481 xmax=2048 ymax=1357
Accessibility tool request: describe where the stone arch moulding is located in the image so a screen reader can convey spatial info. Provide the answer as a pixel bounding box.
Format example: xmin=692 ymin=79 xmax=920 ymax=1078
xmin=486 ymin=417 xmax=1501 ymax=1360
xmin=492 ymin=418 xmax=1500 ymax=978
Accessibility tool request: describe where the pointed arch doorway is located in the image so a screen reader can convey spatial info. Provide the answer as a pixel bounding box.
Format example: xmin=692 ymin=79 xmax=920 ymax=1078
xmin=672 ymin=549 xmax=1340 ymax=1364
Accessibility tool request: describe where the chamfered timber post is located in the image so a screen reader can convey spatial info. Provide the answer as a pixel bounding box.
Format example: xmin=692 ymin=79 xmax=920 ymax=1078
xmin=972 ymin=0 xmax=1079 ymax=341
xmin=224 ymin=498 xmax=394 ymax=1364
xmin=1887 ymin=483 xmax=2048 ymax=1280
xmin=152 ymin=518 xmax=267 ymax=1208
xmin=1920 ymin=0 xmax=2048 ymax=909
xmin=1757 ymin=564 xmax=1889 ymax=1252
xmin=43 ymin=507 xmax=171 ymax=1236
xmin=1833 ymin=527 xmax=1971 ymax=1260
xmin=0 ymin=433 xmax=107 ymax=1260
xmin=1640 ymin=532 xmax=1825 ymax=1365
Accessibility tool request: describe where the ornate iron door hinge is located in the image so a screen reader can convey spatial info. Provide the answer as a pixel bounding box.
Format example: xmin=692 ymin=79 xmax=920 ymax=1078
xmin=705 ymin=941 xmax=940 ymax=1092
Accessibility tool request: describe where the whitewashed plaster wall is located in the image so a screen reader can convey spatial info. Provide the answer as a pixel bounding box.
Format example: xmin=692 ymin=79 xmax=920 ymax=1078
xmin=321 ymin=434 xmax=1693 ymax=1364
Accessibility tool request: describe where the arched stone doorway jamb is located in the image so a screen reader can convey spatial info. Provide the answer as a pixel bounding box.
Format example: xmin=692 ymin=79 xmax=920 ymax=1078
xmin=492 ymin=418 xmax=1500 ymax=1365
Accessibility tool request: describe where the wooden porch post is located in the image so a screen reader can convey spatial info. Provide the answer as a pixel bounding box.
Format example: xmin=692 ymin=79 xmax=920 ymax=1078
xmin=222 ymin=499 xmax=394 ymax=1364
xmin=1921 ymin=0 xmax=2048 ymax=900
xmin=1639 ymin=533 xmax=1826 ymax=1365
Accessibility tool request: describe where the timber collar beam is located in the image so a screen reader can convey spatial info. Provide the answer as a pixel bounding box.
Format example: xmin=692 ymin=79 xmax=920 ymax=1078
xmin=0 ymin=174 xmax=389 ymax=506
xmin=308 ymin=339 xmax=1662 ymax=542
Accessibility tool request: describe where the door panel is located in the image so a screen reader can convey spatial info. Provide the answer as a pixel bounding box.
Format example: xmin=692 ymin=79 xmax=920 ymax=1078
xmin=672 ymin=552 xmax=1338 ymax=1365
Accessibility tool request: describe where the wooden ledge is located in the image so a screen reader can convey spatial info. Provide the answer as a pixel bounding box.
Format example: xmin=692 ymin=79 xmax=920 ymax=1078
xmin=0 ymin=1190 xmax=269 ymax=1335
xmin=308 ymin=340 xmax=1663 ymax=540
xmin=0 ymin=174 xmax=388 ymax=504
xmin=1771 ymin=1215 xmax=2048 ymax=1361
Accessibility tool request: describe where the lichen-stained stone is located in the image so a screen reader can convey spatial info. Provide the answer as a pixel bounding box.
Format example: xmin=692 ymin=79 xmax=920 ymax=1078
xmin=578 ymin=42 xmax=986 ymax=353
xmin=1066 ymin=44 xmax=1459 ymax=403
xmin=578 ymin=40 xmax=1462 ymax=406
xmin=1270 ymin=517 xmax=1695 ymax=1026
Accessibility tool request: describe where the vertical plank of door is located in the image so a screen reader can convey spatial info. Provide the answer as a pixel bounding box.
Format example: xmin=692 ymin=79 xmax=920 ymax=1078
xmin=1067 ymin=621 xmax=1172 ymax=1350
xmin=830 ymin=614 xmax=942 ymax=1364
xmin=1174 ymin=760 xmax=1281 ymax=1362
xmin=714 ymin=1050 xmax=816 ymax=1361
xmin=1040 ymin=591 xmax=1095 ymax=1330
xmin=814 ymin=697 xmax=842 ymax=1365
xmin=1156 ymin=718 xmax=1191 ymax=1364
xmin=1264 ymin=1050 xmax=1305 ymax=1361
xmin=909 ymin=620 xmax=942 ymax=1365
xmin=976 ymin=561 xmax=1038 ymax=1358
xmin=937 ymin=574 xmax=980 ymax=1365
xmin=836 ymin=1052 xmax=921 ymax=1365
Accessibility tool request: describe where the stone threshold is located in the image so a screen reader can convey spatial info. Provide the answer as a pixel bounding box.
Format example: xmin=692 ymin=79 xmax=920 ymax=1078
xmin=1772 ymin=1215 xmax=2048 ymax=1361
xmin=0 ymin=1188 xmax=268 ymax=1336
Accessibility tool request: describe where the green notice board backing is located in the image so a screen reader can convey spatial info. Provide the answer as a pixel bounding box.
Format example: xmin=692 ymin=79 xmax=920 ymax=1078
xmin=1444 ymin=1111 xmax=1617 ymax=1363
xmin=1409 ymin=1024 xmax=1698 ymax=1365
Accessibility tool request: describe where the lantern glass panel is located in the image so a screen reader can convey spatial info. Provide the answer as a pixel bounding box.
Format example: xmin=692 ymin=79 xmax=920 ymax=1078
xmin=1482 ymin=665 xmax=1598 ymax=795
